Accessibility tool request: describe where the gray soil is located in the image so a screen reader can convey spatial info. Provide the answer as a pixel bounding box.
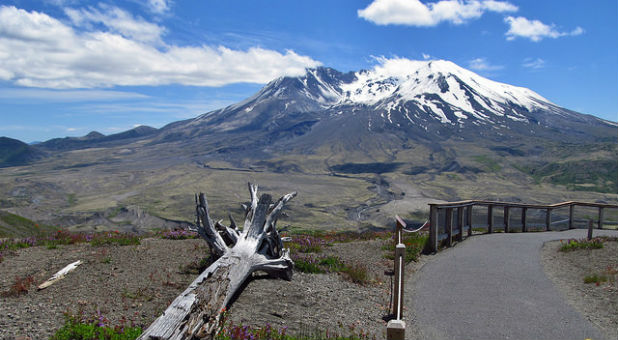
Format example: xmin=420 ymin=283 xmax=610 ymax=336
xmin=0 ymin=237 xmax=409 ymax=340
xmin=541 ymin=239 xmax=618 ymax=340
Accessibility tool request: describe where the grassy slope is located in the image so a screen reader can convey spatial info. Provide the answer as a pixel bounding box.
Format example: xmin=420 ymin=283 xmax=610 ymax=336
xmin=0 ymin=211 xmax=56 ymax=238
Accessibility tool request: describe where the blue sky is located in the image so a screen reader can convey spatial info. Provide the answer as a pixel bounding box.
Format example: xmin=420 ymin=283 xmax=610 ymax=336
xmin=0 ymin=0 xmax=616 ymax=143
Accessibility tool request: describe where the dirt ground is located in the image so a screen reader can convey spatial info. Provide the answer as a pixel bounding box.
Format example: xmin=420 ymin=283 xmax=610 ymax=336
xmin=0 ymin=237 xmax=400 ymax=340
xmin=541 ymin=238 xmax=618 ymax=340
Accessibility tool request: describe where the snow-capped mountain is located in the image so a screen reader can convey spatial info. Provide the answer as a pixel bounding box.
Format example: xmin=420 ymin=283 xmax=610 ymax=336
xmin=157 ymin=59 xmax=614 ymax=148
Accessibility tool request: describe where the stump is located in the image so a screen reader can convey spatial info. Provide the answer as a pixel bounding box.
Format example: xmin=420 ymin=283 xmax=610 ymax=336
xmin=138 ymin=183 xmax=296 ymax=340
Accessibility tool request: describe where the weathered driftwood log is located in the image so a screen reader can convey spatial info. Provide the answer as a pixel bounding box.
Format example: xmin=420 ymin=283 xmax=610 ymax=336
xmin=137 ymin=183 xmax=296 ymax=340
xmin=37 ymin=260 xmax=82 ymax=290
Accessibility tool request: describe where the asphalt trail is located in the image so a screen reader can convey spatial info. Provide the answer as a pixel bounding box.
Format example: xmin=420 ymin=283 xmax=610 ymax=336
xmin=407 ymin=229 xmax=618 ymax=340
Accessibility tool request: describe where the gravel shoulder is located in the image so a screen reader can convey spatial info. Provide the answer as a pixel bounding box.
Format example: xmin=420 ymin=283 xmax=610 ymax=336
xmin=541 ymin=239 xmax=618 ymax=340
xmin=0 ymin=237 xmax=408 ymax=339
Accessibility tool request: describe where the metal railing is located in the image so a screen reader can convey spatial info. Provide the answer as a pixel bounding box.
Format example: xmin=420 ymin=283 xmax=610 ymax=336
xmin=427 ymin=200 xmax=618 ymax=253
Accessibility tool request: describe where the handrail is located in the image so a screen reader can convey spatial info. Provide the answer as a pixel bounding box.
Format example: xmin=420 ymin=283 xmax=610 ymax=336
xmin=430 ymin=200 xmax=618 ymax=209
xmin=427 ymin=200 xmax=618 ymax=253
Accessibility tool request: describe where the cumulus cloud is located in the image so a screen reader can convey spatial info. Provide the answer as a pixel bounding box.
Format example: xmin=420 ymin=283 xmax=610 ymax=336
xmin=522 ymin=58 xmax=545 ymax=69
xmin=0 ymin=5 xmax=320 ymax=89
xmin=468 ymin=58 xmax=503 ymax=71
xmin=358 ymin=0 xmax=517 ymax=26
xmin=505 ymin=16 xmax=584 ymax=42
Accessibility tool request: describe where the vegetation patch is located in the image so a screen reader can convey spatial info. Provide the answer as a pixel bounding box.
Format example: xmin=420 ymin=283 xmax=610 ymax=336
xmin=472 ymin=155 xmax=501 ymax=172
xmin=158 ymin=229 xmax=199 ymax=240
xmin=216 ymin=319 xmax=376 ymax=340
xmin=515 ymin=160 xmax=617 ymax=193
xmin=50 ymin=312 xmax=142 ymax=340
xmin=382 ymin=232 xmax=428 ymax=263
xmin=559 ymin=238 xmax=604 ymax=252
xmin=2 ymin=275 xmax=35 ymax=297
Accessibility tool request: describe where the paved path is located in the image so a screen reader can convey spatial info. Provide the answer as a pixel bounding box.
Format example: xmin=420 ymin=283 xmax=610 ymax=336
xmin=406 ymin=229 xmax=618 ymax=340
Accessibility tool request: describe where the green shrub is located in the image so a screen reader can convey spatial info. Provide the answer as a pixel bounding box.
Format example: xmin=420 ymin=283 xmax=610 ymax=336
xmin=559 ymin=238 xmax=604 ymax=252
xmin=50 ymin=313 xmax=142 ymax=340
xmin=583 ymin=274 xmax=608 ymax=284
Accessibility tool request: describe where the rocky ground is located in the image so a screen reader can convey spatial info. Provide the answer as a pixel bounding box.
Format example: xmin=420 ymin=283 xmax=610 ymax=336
xmin=0 ymin=237 xmax=406 ymax=340
xmin=541 ymin=238 xmax=618 ymax=340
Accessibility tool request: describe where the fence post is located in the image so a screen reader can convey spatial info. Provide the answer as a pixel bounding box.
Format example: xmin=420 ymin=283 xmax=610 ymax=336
xmin=487 ymin=205 xmax=494 ymax=233
xmin=521 ymin=207 xmax=527 ymax=232
xmin=587 ymin=220 xmax=593 ymax=240
xmin=466 ymin=205 xmax=473 ymax=237
xmin=545 ymin=208 xmax=552 ymax=231
xmin=446 ymin=208 xmax=453 ymax=247
xmin=429 ymin=205 xmax=438 ymax=253
xmin=388 ymin=216 xmax=406 ymax=339
xmin=504 ymin=206 xmax=510 ymax=233
xmin=568 ymin=204 xmax=574 ymax=229
xmin=457 ymin=207 xmax=464 ymax=241
xmin=598 ymin=207 xmax=604 ymax=229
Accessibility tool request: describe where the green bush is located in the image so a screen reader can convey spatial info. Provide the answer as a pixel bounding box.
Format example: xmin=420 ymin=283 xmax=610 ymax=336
xmin=559 ymin=238 xmax=604 ymax=252
xmin=50 ymin=314 xmax=142 ymax=340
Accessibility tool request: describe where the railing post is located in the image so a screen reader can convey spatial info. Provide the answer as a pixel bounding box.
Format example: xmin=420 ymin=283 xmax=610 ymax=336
xmin=446 ymin=208 xmax=453 ymax=247
xmin=429 ymin=205 xmax=438 ymax=253
xmin=386 ymin=319 xmax=405 ymax=340
xmin=568 ymin=204 xmax=574 ymax=229
xmin=395 ymin=215 xmax=404 ymax=245
xmin=388 ymin=215 xmax=406 ymax=339
xmin=545 ymin=208 xmax=552 ymax=231
xmin=598 ymin=207 xmax=604 ymax=229
xmin=587 ymin=220 xmax=594 ymax=240
xmin=522 ymin=207 xmax=527 ymax=232
xmin=504 ymin=206 xmax=510 ymax=233
xmin=466 ymin=205 xmax=473 ymax=237
xmin=457 ymin=207 xmax=464 ymax=241
xmin=487 ymin=204 xmax=494 ymax=233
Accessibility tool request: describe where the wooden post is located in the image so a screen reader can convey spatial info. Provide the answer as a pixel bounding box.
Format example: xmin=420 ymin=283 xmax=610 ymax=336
xmin=429 ymin=205 xmax=438 ymax=253
xmin=545 ymin=208 xmax=552 ymax=231
xmin=446 ymin=208 xmax=453 ymax=247
xmin=522 ymin=207 xmax=527 ymax=232
xmin=395 ymin=215 xmax=405 ymax=245
xmin=587 ymin=220 xmax=593 ymax=240
xmin=466 ymin=205 xmax=473 ymax=237
xmin=387 ymin=320 xmax=405 ymax=340
xmin=504 ymin=206 xmax=510 ymax=233
xmin=598 ymin=207 xmax=604 ymax=229
xmin=568 ymin=204 xmax=574 ymax=229
xmin=457 ymin=207 xmax=464 ymax=241
xmin=487 ymin=205 xmax=494 ymax=233
xmin=392 ymin=243 xmax=406 ymax=318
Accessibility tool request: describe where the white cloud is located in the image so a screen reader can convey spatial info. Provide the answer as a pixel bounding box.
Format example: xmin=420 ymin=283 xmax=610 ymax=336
xmin=147 ymin=0 xmax=171 ymax=14
xmin=504 ymin=16 xmax=584 ymax=42
xmin=422 ymin=53 xmax=431 ymax=60
xmin=468 ymin=57 xmax=503 ymax=71
xmin=522 ymin=58 xmax=545 ymax=69
xmin=358 ymin=0 xmax=517 ymax=27
xmin=65 ymin=4 xmax=165 ymax=44
xmin=0 ymin=89 xmax=149 ymax=101
xmin=0 ymin=5 xmax=320 ymax=89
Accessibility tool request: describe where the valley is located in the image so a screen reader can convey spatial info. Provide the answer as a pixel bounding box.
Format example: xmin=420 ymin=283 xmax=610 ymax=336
xmin=1 ymin=61 xmax=616 ymax=234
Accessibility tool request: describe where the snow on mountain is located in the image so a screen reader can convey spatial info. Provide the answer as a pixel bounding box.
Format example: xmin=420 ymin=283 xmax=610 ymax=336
xmin=167 ymin=57 xmax=614 ymax=144
xmin=339 ymin=59 xmax=554 ymax=124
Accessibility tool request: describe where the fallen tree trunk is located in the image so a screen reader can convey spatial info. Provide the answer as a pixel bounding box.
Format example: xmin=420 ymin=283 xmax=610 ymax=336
xmin=37 ymin=260 xmax=82 ymax=290
xmin=138 ymin=183 xmax=296 ymax=340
